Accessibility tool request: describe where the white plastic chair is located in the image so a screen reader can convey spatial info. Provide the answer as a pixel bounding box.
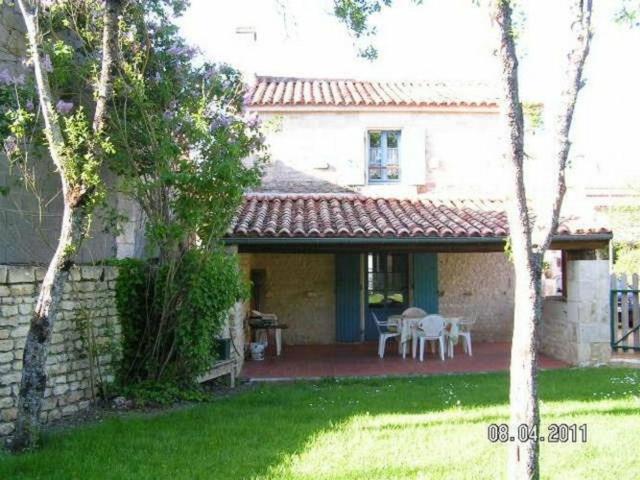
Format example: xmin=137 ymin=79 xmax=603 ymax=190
xmin=399 ymin=308 xmax=427 ymax=357
xmin=401 ymin=307 xmax=427 ymax=318
xmin=415 ymin=314 xmax=446 ymax=362
xmin=371 ymin=312 xmax=400 ymax=359
xmin=456 ymin=313 xmax=477 ymax=357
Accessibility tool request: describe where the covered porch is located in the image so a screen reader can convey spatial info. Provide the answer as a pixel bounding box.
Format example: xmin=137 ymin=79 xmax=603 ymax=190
xmin=227 ymin=193 xmax=612 ymax=375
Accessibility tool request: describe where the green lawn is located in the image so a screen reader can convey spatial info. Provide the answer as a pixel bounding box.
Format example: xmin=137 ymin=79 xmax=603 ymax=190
xmin=1 ymin=368 xmax=639 ymax=480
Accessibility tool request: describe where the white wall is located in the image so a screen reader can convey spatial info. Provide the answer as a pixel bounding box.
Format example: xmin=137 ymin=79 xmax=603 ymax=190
xmin=258 ymin=109 xmax=506 ymax=197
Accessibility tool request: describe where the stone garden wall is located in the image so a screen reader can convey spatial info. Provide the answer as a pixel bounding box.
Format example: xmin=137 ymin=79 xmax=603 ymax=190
xmin=541 ymin=259 xmax=611 ymax=365
xmin=0 ymin=265 xmax=120 ymax=437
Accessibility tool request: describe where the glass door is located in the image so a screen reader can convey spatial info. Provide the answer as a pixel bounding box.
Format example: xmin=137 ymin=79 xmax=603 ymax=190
xmin=365 ymin=253 xmax=409 ymax=340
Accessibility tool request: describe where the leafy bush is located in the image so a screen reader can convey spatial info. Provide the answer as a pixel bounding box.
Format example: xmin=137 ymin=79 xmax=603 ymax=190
xmin=114 ymin=249 xmax=247 ymax=387
xmin=614 ymin=243 xmax=640 ymax=276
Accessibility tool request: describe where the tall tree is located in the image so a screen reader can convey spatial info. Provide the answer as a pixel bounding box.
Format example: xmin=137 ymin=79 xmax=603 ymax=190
xmin=334 ymin=1 xmax=594 ymax=478
xmin=3 ymin=0 xmax=122 ymax=451
xmin=491 ymin=1 xmax=593 ymax=477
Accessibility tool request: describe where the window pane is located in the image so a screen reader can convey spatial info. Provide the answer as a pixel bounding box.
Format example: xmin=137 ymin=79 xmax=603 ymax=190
xmin=368 ymin=131 xmax=400 ymax=183
xmin=369 ymin=147 xmax=383 ymax=165
xmin=369 ymin=131 xmax=381 ymax=148
xmin=369 ymin=166 xmax=382 ymax=180
xmin=386 ymin=131 xmax=399 ymax=148
xmin=387 ymin=148 xmax=399 ymax=165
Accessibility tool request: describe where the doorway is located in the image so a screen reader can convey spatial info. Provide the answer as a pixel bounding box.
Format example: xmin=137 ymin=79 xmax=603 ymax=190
xmin=365 ymin=253 xmax=409 ymax=340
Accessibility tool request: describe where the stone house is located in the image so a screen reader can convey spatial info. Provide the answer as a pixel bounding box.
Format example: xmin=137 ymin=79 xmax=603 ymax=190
xmin=230 ymin=75 xmax=612 ymax=364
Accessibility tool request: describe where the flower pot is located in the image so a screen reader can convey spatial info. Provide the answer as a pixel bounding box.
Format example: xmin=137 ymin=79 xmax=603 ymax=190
xmin=250 ymin=342 xmax=266 ymax=361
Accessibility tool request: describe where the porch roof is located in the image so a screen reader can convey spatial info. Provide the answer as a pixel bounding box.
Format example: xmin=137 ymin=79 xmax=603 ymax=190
xmin=226 ymin=194 xmax=611 ymax=251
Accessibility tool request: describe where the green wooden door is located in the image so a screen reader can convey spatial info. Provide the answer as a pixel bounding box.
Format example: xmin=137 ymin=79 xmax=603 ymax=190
xmin=335 ymin=254 xmax=361 ymax=342
xmin=412 ymin=253 xmax=439 ymax=313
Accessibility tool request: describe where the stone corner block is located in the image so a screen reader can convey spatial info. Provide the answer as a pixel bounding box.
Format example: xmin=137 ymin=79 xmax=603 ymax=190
xmin=34 ymin=267 xmax=47 ymax=282
xmin=0 ymin=266 xmax=7 ymax=284
xmin=81 ymin=266 xmax=104 ymax=281
xmin=7 ymin=267 xmax=35 ymax=284
xmin=104 ymin=267 xmax=119 ymax=281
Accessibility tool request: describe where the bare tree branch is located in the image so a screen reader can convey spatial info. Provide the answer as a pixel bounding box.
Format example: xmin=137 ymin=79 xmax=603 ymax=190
xmin=536 ymin=0 xmax=593 ymax=253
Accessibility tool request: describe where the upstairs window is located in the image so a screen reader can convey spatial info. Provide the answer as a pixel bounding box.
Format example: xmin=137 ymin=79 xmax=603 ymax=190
xmin=368 ymin=130 xmax=400 ymax=183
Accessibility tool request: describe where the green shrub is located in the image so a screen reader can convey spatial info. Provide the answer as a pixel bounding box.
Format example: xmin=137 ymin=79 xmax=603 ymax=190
xmin=614 ymin=243 xmax=640 ymax=276
xmin=114 ymin=249 xmax=247 ymax=388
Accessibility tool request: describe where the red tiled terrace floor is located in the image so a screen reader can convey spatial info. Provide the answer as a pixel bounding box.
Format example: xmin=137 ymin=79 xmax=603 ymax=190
xmin=241 ymin=342 xmax=568 ymax=380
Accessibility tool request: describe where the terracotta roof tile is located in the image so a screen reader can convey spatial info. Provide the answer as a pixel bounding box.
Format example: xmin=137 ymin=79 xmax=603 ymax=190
xmin=228 ymin=194 xmax=610 ymax=240
xmin=247 ymin=76 xmax=499 ymax=108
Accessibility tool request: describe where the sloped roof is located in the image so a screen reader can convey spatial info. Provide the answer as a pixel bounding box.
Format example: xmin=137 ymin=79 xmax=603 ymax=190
xmin=227 ymin=194 xmax=610 ymax=240
xmin=246 ymin=76 xmax=499 ymax=109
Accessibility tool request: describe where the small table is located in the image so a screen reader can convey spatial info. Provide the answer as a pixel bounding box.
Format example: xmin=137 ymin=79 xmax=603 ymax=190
xmin=390 ymin=314 xmax=461 ymax=358
xmin=249 ymin=318 xmax=288 ymax=356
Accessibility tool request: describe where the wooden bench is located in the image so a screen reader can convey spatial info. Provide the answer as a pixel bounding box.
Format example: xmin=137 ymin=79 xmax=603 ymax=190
xmin=197 ymin=359 xmax=236 ymax=388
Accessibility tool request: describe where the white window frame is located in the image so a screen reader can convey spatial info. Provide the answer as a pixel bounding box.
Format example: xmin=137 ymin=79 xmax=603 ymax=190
xmin=367 ymin=129 xmax=402 ymax=184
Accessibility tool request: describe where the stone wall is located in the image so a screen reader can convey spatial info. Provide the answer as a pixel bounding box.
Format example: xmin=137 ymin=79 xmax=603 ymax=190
xmin=438 ymin=252 xmax=515 ymax=342
xmin=256 ymin=110 xmax=506 ymax=197
xmin=541 ymin=259 xmax=610 ymax=365
xmin=240 ymin=251 xmax=515 ymax=345
xmin=0 ymin=265 xmax=120 ymax=437
xmin=242 ymin=253 xmax=336 ymax=344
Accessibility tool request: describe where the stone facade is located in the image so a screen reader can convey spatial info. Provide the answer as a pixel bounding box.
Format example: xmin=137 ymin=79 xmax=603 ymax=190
xmin=541 ymin=259 xmax=611 ymax=365
xmin=241 ymin=253 xmax=336 ymax=344
xmin=0 ymin=265 xmax=120 ymax=437
xmin=438 ymin=252 xmax=515 ymax=342
xmin=240 ymin=251 xmax=515 ymax=345
xmin=257 ymin=110 xmax=508 ymax=197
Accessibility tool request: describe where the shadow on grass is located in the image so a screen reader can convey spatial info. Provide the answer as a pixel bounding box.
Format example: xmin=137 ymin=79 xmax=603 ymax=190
xmin=0 ymin=367 xmax=637 ymax=480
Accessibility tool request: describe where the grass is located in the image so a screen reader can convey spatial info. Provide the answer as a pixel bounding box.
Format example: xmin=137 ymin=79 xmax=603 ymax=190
xmin=1 ymin=367 xmax=639 ymax=480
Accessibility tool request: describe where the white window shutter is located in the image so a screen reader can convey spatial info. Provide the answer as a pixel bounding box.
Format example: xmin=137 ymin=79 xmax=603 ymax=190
xmin=343 ymin=129 xmax=366 ymax=186
xmin=402 ymin=127 xmax=427 ymax=185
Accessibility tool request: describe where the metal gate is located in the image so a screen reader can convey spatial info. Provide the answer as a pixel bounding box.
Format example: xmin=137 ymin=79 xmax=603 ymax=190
xmin=610 ymin=273 xmax=640 ymax=351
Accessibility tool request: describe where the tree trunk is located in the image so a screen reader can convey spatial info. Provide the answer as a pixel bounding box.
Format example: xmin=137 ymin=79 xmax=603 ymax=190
xmin=10 ymin=203 xmax=86 ymax=451
xmin=491 ymin=1 xmax=593 ymax=478
xmin=9 ymin=0 xmax=121 ymax=452
xmin=508 ymin=250 xmax=543 ymax=479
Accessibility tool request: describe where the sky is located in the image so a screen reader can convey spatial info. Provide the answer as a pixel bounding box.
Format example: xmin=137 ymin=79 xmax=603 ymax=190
xmin=178 ymin=0 xmax=640 ymax=190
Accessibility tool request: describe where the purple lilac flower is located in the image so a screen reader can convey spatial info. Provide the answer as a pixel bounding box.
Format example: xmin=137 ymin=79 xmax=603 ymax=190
xmin=210 ymin=113 xmax=232 ymax=131
xmin=163 ymin=110 xmax=175 ymax=121
xmin=244 ymin=112 xmax=260 ymax=129
xmin=242 ymin=89 xmax=253 ymax=108
xmin=167 ymin=45 xmax=186 ymax=56
xmin=3 ymin=136 xmax=18 ymax=157
xmin=0 ymin=69 xmax=13 ymax=85
xmin=55 ymin=100 xmax=74 ymax=115
xmin=203 ymin=66 xmax=218 ymax=80
xmin=25 ymin=100 xmax=34 ymax=111
xmin=167 ymin=45 xmax=198 ymax=58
